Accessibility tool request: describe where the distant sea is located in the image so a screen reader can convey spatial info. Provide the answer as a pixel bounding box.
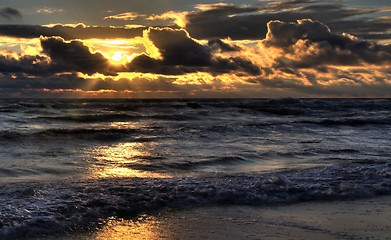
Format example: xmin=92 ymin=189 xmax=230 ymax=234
xmin=0 ymin=98 xmax=390 ymax=238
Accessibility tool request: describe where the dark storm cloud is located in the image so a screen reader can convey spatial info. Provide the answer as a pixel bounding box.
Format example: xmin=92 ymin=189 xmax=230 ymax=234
xmin=300 ymin=3 xmax=345 ymax=11
xmin=127 ymin=27 xmax=261 ymax=75
xmin=251 ymin=77 xmax=391 ymax=98
xmin=358 ymin=33 xmax=391 ymax=41
xmin=0 ymin=73 xmax=181 ymax=93
xmin=127 ymin=54 xmax=189 ymax=75
xmin=327 ymin=17 xmax=391 ymax=41
xmin=40 ymin=37 xmax=118 ymax=75
xmin=0 ymin=55 xmax=52 ymax=75
xmin=147 ymin=27 xmax=212 ymax=67
xmin=264 ymin=19 xmax=333 ymax=47
xmin=89 ymin=77 xmax=180 ymax=92
xmin=195 ymin=3 xmax=259 ymax=15
xmin=207 ymin=39 xmax=241 ymax=52
xmin=264 ymin=19 xmax=391 ymax=67
xmin=183 ymin=2 xmax=377 ymax=40
xmin=266 ymin=0 xmax=316 ymax=10
xmin=0 ymin=73 xmax=83 ymax=90
xmin=0 ymin=37 xmax=118 ymax=76
xmin=185 ymin=5 xmax=262 ymax=40
xmin=0 ymin=24 xmax=144 ymax=40
xmin=0 ymin=7 xmax=22 ymax=20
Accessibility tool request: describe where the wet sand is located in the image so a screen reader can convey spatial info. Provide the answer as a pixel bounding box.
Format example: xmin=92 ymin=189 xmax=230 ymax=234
xmin=52 ymin=196 xmax=391 ymax=240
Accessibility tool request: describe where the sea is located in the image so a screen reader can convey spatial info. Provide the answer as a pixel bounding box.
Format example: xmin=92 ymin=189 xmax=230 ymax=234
xmin=0 ymin=98 xmax=390 ymax=238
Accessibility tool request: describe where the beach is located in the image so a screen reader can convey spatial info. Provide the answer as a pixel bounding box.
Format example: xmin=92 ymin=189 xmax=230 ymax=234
xmin=47 ymin=196 xmax=391 ymax=240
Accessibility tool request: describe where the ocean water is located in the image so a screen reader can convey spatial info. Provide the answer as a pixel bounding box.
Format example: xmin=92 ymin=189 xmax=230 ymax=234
xmin=0 ymin=98 xmax=390 ymax=238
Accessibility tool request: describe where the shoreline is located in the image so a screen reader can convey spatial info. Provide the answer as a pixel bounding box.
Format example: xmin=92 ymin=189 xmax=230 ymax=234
xmin=44 ymin=196 xmax=391 ymax=240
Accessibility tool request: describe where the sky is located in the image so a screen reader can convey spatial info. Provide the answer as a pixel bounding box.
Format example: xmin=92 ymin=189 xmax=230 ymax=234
xmin=0 ymin=0 xmax=390 ymax=98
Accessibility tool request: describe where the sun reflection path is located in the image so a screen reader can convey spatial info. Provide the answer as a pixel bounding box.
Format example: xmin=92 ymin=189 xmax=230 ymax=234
xmin=87 ymin=142 xmax=166 ymax=179
xmin=93 ymin=216 xmax=167 ymax=240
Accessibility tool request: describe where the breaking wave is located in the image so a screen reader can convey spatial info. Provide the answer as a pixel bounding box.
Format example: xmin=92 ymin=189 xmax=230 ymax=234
xmin=1 ymin=163 xmax=390 ymax=238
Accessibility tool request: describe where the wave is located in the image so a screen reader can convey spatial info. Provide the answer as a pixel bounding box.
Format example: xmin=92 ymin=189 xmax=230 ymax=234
xmin=0 ymin=128 xmax=136 ymax=142
xmin=244 ymin=99 xmax=390 ymax=117
xmin=19 ymin=102 xmax=48 ymax=109
xmin=40 ymin=113 xmax=138 ymax=123
xmin=39 ymin=112 xmax=199 ymax=123
xmin=106 ymin=156 xmax=252 ymax=172
xmin=2 ymin=99 xmax=391 ymax=126
xmin=0 ymin=131 xmax=24 ymax=141
xmin=148 ymin=113 xmax=200 ymax=121
xmin=40 ymin=128 xmax=136 ymax=141
xmin=162 ymin=156 xmax=251 ymax=170
xmin=297 ymin=117 xmax=391 ymax=126
xmin=0 ymin=167 xmax=74 ymax=179
xmin=0 ymin=163 xmax=390 ymax=238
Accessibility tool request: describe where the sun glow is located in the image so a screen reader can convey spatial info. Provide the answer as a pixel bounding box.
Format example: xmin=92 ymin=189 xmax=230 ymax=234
xmin=111 ymin=51 xmax=124 ymax=62
xmin=109 ymin=51 xmax=137 ymax=65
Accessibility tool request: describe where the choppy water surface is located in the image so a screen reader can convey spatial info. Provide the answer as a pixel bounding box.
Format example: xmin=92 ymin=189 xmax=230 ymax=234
xmin=0 ymin=98 xmax=390 ymax=238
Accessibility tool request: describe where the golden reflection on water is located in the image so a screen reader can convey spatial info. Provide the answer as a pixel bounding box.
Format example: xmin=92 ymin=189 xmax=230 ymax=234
xmin=93 ymin=216 xmax=166 ymax=240
xmin=87 ymin=142 xmax=166 ymax=179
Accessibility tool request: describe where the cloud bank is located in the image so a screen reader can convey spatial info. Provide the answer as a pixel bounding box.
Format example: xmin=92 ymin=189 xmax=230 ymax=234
xmin=0 ymin=8 xmax=389 ymax=98
xmin=263 ymin=19 xmax=391 ymax=68
xmin=127 ymin=27 xmax=261 ymax=76
xmin=0 ymin=7 xmax=22 ymax=20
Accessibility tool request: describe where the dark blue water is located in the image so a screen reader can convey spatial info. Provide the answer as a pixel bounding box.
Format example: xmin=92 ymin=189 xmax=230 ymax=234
xmin=0 ymin=98 xmax=390 ymax=238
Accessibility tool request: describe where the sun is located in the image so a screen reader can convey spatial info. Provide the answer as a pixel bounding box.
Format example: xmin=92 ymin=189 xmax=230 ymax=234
xmin=111 ymin=51 xmax=124 ymax=63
